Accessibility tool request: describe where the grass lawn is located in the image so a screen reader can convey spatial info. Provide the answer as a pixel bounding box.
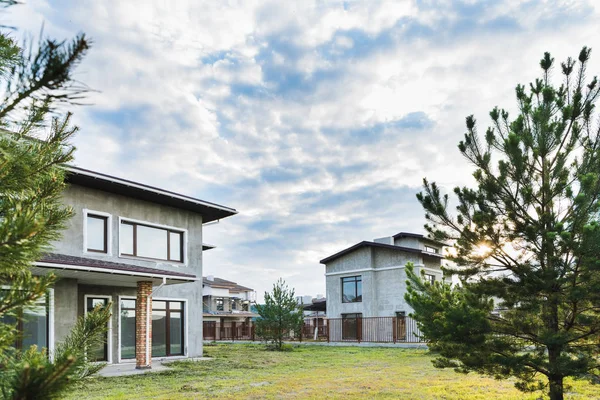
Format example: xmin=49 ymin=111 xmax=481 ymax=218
xmin=66 ymin=343 xmax=599 ymax=399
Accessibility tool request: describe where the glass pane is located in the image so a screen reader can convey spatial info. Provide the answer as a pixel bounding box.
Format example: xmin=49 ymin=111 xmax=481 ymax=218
xmin=342 ymin=281 xmax=355 ymax=302
xmin=121 ymin=299 xmax=136 ymax=309
xmin=86 ymin=298 xmax=108 ymax=361
xmin=87 ymin=216 xmax=106 ymax=252
xmin=120 ymin=309 xmax=136 ymax=359
xmin=169 ymin=301 xmax=182 ymax=310
xmin=22 ymin=305 xmax=47 ymax=350
xmin=152 ymin=310 xmax=167 ymax=357
xmin=356 ymin=280 xmax=362 ymax=302
xmin=120 ymin=223 xmax=134 ymax=255
xmin=169 ymin=232 xmax=182 ymax=261
xmin=87 ymin=298 xmax=108 ymax=310
xmin=152 ymin=301 xmax=166 ymax=310
xmin=137 ymin=225 xmax=168 ymax=260
xmin=169 ymin=311 xmax=183 ymax=355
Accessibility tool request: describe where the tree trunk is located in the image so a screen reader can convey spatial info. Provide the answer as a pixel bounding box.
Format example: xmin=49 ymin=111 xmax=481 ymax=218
xmin=548 ymin=376 xmax=564 ymax=400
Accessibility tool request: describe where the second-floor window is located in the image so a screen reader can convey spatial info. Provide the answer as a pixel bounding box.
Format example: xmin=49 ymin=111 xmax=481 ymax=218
xmin=424 ymin=273 xmax=436 ymax=285
xmin=342 ymin=275 xmax=362 ymax=303
xmin=424 ymin=245 xmax=439 ymax=254
xmin=86 ymin=214 xmax=108 ymax=253
xmin=231 ymin=301 xmax=237 ymax=310
xmin=120 ymin=220 xmax=184 ymax=262
xmin=216 ymin=298 xmax=224 ymax=311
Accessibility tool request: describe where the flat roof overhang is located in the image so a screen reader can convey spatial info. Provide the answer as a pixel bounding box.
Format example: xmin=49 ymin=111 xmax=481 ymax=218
xmin=320 ymin=241 xmax=445 ymax=264
xmin=65 ymin=166 xmax=237 ymax=223
xmin=33 ymin=262 xmax=197 ymax=287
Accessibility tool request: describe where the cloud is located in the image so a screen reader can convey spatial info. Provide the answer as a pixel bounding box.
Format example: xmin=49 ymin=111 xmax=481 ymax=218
xmin=9 ymin=0 xmax=600 ymax=301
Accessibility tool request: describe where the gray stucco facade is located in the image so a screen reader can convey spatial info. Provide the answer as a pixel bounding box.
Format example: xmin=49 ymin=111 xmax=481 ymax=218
xmin=35 ymin=167 xmax=236 ymax=365
xmin=322 ymin=233 xmax=444 ymax=319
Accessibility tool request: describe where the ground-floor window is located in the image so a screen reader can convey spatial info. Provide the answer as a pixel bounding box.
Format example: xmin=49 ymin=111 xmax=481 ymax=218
xmin=85 ymin=296 xmax=111 ymax=362
xmin=119 ymin=298 xmax=185 ymax=359
xmin=0 ymin=293 xmax=49 ymax=351
xmin=120 ymin=299 xmax=136 ymax=360
xmin=152 ymin=300 xmax=184 ymax=357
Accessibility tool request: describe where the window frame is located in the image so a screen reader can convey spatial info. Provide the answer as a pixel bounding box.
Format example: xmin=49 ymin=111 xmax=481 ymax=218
xmin=151 ymin=300 xmax=185 ymax=357
xmin=117 ymin=296 xmax=188 ymax=363
xmin=83 ymin=209 xmax=112 ymax=255
xmin=83 ymin=294 xmax=113 ymax=363
xmin=424 ymin=273 xmax=436 ymax=285
xmin=216 ymin=298 xmax=224 ymax=311
xmin=1 ymin=288 xmax=55 ymax=358
xmin=118 ymin=297 xmax=137 ymax=361
xmin=424 ymin=245 xmax=439 ymax=254
xmin=118 ymin=217 xmax=187 ymax=264
xmin=341 ymin=275 xmax=362 ymax=303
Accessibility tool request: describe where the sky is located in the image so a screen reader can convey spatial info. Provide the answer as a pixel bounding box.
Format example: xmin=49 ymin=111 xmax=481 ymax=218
xmin=12 ymin=0 xmax=600 ymax=301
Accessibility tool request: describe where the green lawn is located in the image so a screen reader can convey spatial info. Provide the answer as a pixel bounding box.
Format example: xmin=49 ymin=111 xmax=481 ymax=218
xmin=66 ymin=343 xmax=599 ymax=399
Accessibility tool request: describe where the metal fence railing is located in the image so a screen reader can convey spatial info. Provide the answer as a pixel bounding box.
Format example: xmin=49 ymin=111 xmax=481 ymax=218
xmin=203 ymin=321 xmax=255 ymax=341
xmin=203 ymin=316 xmax=425 ymax=344
xmin=326 ymin=316 xmax=424 ymax=343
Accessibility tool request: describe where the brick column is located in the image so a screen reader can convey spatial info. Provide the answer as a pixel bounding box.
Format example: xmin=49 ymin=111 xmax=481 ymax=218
xmin=136 ymin=281 xmax=153 ymax=369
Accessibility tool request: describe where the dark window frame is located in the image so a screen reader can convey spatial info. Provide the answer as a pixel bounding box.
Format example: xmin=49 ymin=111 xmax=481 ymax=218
xmin=86 ymin=214 xmax=108 ymax=253
xmin=86 ymin=297 xmax=110 ymax=362
xmin=120 ymin=299 xmax=137 ymax=360
xmin=152 ymin=300 xmax=185 ymax=357
xmin=424 ymin=273 xmax=436 ymax=285
xmin=424 ymin=245 xmax=439 ymax=254
xmin=341 ymin=275 xmax=362 ymax=303
xmin=216 ymin=298 xmax=224 ymax=311
xmin=120 ymin=220 xmax=184 ymax=263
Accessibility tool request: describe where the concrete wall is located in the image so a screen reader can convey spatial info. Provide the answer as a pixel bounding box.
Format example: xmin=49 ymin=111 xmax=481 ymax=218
xmin=325 ymin=241 xmax=444 ymax=319
xmin=51 ymin=184 xmax=205 ymax=359
xmin=53 ymin=279 xmax=79 ymax=343
xmin=394 ymin=236 xmax=422 ymax=249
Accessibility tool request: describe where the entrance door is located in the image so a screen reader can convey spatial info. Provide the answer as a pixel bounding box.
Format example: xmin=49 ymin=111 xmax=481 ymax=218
xmin=396 ymin=312 xmax=407 ymax=341
xmin=86 ymin=297 xmax=111 ymax=362
xmin=342 ymin=313 xmax=362 ymax=341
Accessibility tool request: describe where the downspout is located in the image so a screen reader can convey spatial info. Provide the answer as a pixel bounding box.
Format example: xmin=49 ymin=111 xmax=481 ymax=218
xmin=146 ymin=277 xmax=167 ymax=367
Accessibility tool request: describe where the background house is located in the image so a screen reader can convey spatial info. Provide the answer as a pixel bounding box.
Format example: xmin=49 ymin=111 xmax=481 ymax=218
xmin=320 ymin=232 xmax=444 ymax=342
xmin=22 ymin=166 xmax=237 ymax=368
xmin=202 ymin=276 xmax=257 ymax=340
xmin=297 ymin=295 xmax=327 ymax=339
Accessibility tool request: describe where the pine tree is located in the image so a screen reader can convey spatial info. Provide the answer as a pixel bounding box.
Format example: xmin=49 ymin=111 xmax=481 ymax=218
xmin=255 ymin=279 xmax=304 ymax=350
xmin=405 ymin=47 xmax=600 ymax=400
xmin=0 ymin=2 xmax=111 ymax=398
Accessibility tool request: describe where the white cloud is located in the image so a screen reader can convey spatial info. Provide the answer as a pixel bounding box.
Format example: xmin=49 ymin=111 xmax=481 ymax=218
xmin=9 ymin=0 xmax=600 ymax=301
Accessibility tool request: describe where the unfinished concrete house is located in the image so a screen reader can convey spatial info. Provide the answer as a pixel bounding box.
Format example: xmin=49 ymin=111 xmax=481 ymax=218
xmin=320 ymin=232 xmax=445 ymax=343
xmin=22 ymin=166 xmax=237 ymax=368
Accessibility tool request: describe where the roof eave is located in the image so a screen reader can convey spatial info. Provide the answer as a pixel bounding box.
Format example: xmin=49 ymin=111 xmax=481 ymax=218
xmin=64 ymin=166 xmax=238 ymax=223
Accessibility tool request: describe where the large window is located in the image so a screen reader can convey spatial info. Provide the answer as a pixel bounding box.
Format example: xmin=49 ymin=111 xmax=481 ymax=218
xmin=152 ymin=300 xmax=184 ymax=357
xmin=120 ymin=299 xmax=136 ymax=360
xmin=0 ymin=294 xmax=49 ymax=351
xmin=216 ymin=298 xmax=224 ymax=311
xmin=342 ymin=276 xmax=362 ymax=303
xmin=86 ymin=214 xmax=108 ymax=253
xmin=120 ymin=220 xmax=184 ymax=262
xmin=85 ymin=297 xmax=111 ymax=362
